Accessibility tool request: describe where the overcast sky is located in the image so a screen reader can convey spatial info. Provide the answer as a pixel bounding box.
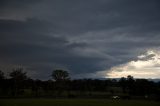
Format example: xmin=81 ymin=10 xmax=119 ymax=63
xmin=0 ymin=0 xmax=160 ymax=80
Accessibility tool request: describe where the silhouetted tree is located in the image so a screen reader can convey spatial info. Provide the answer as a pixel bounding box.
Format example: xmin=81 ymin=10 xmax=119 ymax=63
xmin=9 ymin=68 xmax=28 ymax=96
xmin=126 ymin=75 xmax=135 ymax=95
xmin=0 ymin=70 xmax=4 ymax=80
xmin=119 ymin=77 xmax=127 ymax=93
xmin=134 ymin=79 xmax=155 ymax=96
xmin=0 ymin=70 xmax=5 ymax=95
xmin=10 ymin=68 xmax=27 ymax=80
xmin=52 ymin=69 xmax=70 ymax=97
xmin=52 ymin=69 xmax=70 ymax=81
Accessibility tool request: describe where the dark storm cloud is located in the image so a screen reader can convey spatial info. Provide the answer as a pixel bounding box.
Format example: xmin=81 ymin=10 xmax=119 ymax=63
xmin=0 ymin=18 xmax=106 ymax=79
xmin=0 ymin=0 xmax=160 ymax=79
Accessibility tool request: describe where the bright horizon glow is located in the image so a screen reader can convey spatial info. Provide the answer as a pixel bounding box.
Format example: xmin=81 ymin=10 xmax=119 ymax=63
xmin=106 ymin=50 xmax=160 ymax=78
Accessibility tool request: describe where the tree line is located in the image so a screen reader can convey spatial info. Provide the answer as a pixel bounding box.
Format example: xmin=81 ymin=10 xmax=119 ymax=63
xmin=0 ymin=68 xmax=160 ymax=100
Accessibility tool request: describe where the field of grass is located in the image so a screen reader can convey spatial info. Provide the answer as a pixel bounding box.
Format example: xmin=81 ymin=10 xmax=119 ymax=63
xmin=0 ymin=99 xmax=160 ymax=106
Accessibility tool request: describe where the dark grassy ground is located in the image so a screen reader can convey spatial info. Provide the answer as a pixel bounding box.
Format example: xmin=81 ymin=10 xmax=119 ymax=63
xmin=0 ymin=99 xmax=160 ymax=106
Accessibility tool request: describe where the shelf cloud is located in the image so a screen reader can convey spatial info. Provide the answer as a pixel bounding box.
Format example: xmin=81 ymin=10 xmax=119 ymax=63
xmin=0 ymin=0 xmax=160 ymax=79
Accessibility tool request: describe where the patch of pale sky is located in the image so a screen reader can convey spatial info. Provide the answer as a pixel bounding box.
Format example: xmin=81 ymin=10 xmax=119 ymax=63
xmin=105 ymin=49 xmax=160 ymax=78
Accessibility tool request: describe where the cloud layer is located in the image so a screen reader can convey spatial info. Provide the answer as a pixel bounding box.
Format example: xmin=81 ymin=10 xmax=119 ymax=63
xmin=0 ymin=0 xmax=160 ymax=79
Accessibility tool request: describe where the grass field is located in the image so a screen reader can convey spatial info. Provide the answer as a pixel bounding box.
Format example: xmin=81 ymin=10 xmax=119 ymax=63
xmin=0 ymin=99 xmax=160 ymax=106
